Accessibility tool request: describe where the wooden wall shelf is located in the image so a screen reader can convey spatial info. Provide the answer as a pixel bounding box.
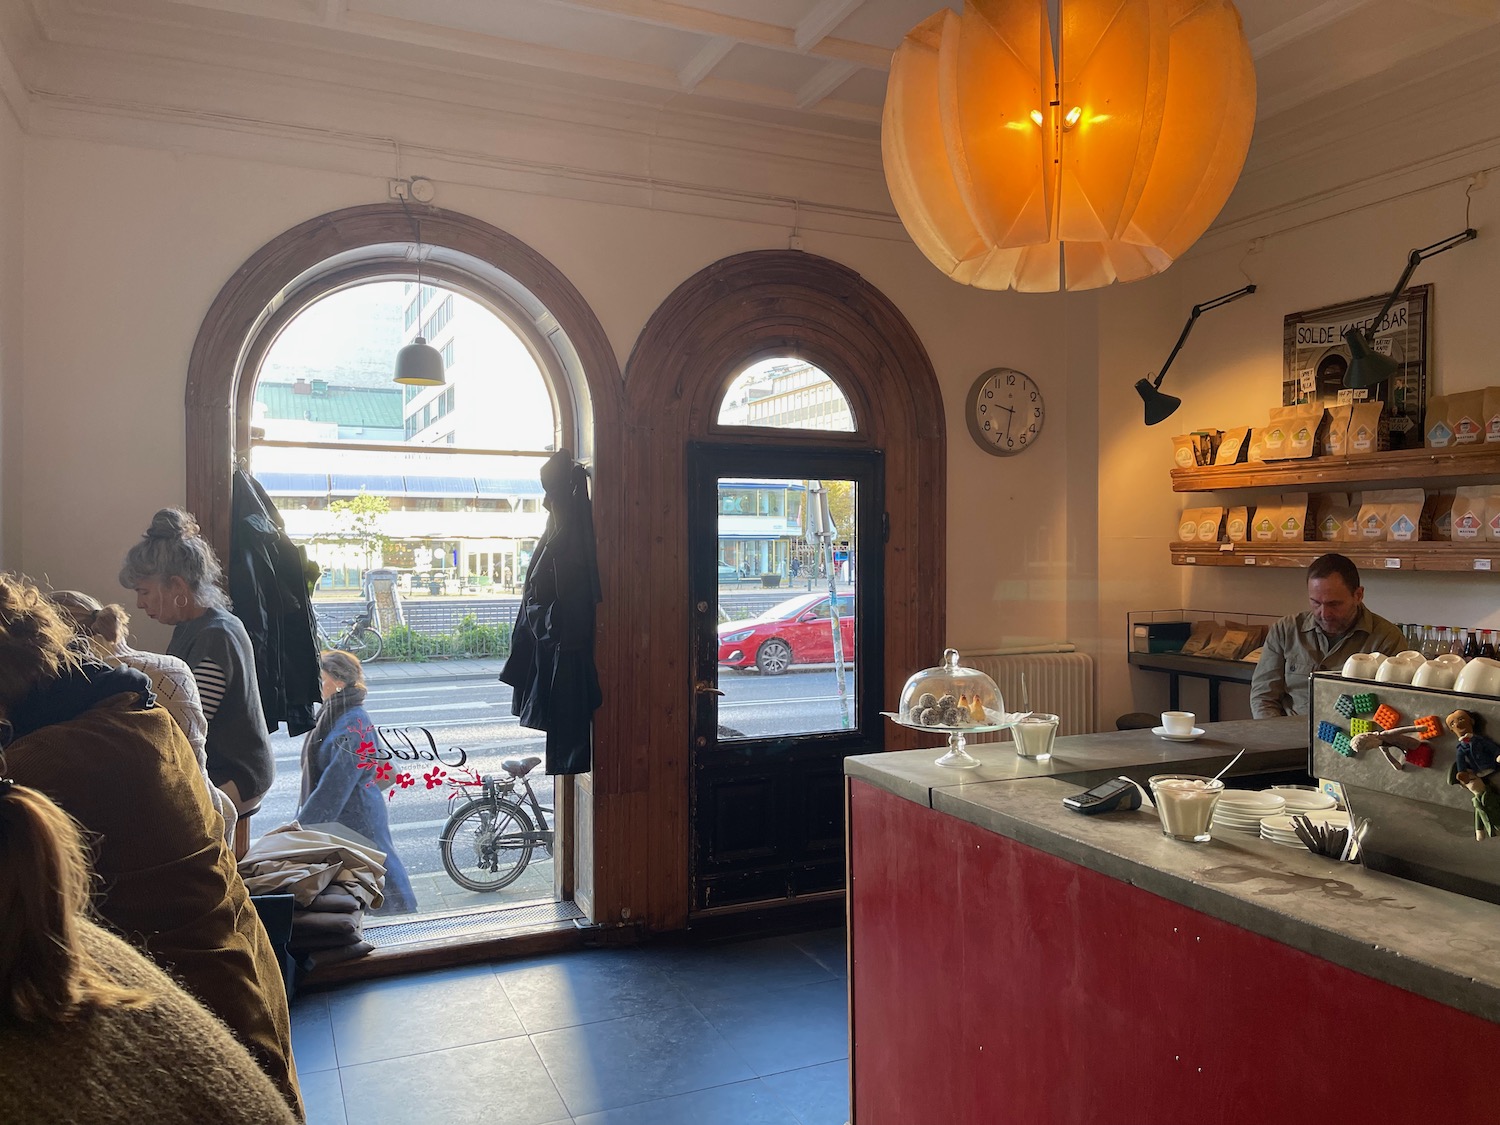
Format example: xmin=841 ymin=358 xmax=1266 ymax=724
xmin=1170 ymin=541 xmax=1500 ymax=573
xmin=1171 ymin=446 xmax=1500 ymax=494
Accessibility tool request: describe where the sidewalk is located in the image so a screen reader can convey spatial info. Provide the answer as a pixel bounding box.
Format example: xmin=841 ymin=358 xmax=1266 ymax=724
xmin=363 ymin=656 xmax=508 ymax=685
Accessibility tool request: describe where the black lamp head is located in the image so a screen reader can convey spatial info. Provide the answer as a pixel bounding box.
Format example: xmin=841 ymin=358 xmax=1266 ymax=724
xmin=1342 ymin=326 xmax=1400 ymax=389
xmin=1136 ymin=377 xmax=1182 ymax=426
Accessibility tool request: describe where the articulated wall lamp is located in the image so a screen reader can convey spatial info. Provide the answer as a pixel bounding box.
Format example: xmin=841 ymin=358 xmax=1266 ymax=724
xmin=1136 ymin=284 xmax=1256 ymax=426
xmin=1343 ymin=229 xmax=1477 ymax=389
xmin=393 ymin=199 xmax=447 ymax=388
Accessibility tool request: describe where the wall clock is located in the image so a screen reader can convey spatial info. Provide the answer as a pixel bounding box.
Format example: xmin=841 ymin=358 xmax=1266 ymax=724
xmin=966 ymin=367 xmax=1045 ymax=456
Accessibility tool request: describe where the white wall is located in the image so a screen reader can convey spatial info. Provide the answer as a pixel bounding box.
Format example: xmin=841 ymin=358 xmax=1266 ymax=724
xmin=0 ymin=91 xmax=21 ymax=569
xmin=1096 ymin=170 xmax=1500 ymax=726
xmin=16 ymin=134 xmax=1094 ymax=659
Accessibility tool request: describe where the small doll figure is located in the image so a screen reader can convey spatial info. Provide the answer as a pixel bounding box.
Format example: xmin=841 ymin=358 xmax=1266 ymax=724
xmin=1445 ymin=710 xmax=1500 ymax=780
xmin=1456 ymin=771 xmax=1500 ymax=841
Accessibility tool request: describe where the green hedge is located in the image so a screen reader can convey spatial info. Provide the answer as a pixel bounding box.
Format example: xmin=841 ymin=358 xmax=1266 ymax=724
xmin=382 ymin=614 xmax=512 ymax=661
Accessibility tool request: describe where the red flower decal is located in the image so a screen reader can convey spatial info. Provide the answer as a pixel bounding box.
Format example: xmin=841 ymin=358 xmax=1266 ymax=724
xmin=375 ymin=762 xmax=392 ymax=781
xmin=396 ymin=772 xmax=416 ymax=789
xmin=354 ymin=737 xmax=378 ymax=770
xmin=423 ymin=766 xmax=448 ymax=789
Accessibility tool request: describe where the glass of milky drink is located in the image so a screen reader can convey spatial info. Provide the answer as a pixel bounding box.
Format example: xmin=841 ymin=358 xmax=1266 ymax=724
xmin=1148 ymin=775 xmax=1225 ymax=843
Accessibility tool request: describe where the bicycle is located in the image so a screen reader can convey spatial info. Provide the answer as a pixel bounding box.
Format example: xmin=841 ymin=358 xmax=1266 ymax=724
xmin=315 ymin=601 xmax=383 ymax=662
xmin=439 ymin=754 xmax=554 ymax=891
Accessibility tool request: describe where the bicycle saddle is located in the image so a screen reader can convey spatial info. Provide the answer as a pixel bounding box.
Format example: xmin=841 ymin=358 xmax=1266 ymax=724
xmin=502 ymin=755 xmax=543 ymax=779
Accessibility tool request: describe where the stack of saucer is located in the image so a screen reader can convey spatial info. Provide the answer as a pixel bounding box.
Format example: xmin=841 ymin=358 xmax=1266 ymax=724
xmin=1261 ymin=810 xmax=1351 ymax=849
xmin=1213 ymin=790 xmax=1286 ymax=835
xmin=1270 ymin=786 xmax=1339 ymax=814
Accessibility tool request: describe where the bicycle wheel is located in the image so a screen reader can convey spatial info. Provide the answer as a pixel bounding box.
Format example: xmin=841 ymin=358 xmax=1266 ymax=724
xmin=344 ymin=625 xmax=382 ymax=663
xmin=440 ymin=797 xmax=535 ymax=892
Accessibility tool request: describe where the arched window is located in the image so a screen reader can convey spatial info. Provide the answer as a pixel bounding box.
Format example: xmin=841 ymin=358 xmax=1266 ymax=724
xmin=716 ymin=357 xmax=856 ymax=432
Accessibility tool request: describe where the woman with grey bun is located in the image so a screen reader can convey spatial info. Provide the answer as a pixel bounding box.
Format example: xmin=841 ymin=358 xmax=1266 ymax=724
xmin=120 ymin=508 xmax=274 ymax=855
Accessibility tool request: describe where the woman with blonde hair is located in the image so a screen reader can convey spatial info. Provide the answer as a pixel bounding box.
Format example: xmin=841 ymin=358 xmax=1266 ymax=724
xmin=48 ymin=589 xmax=238 ymax=842
xmin=298 ymin=649 xmax=416 ymax=913
xmin=0 ymin=778 xmax=298 ymax=1124
xmin=0 ymin=571 xmax=302 ymax=1117
xmin=119 ymin=508 xmax=275 ymax=852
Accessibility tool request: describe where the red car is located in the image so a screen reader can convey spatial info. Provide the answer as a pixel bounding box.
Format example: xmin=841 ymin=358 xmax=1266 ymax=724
xmin=717 ymin=592 xmax=856 ymax=675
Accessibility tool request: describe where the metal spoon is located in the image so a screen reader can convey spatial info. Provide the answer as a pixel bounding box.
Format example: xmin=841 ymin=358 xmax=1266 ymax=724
xmin=1211 ymin=748 xmax=1247 ymax=783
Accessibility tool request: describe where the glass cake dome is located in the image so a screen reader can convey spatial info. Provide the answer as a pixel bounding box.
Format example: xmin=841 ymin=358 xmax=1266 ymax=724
xmin=886 ymin=649 xmax=1009 ymax=769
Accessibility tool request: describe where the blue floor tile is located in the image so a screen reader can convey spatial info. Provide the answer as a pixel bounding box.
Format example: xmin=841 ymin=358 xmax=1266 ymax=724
xmin=497 ymin=947 xmax=689 ymax=1034
xmin=327 ymin=963 xmax=526 ymax=1067
xmin=533 ymin=1002 xmax=755 ymax=1117
xmin=696 ymin=978 xmax=848 ymax=1077
xmin=573 ymin=1078 xmax=803 ymax=1125
xmin=761 ymin=1060 xmax=851 ymax=1125
xmin=299 ymin=1066 xmax=347 ymax=1125
xmin=339 ymin=1037 xmax=571 ymax=1125
xmin=290 ymin=993 xmax=338 ymax=1075
xmin=646 ymin=935 xmax=837 ymax=1003
xmin=790 ymin=928 xmax=847 ymax=977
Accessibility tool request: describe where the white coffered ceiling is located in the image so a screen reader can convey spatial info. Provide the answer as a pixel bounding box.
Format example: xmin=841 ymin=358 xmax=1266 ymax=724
xmin=5 ymin=0 xmax=1500 ymax=136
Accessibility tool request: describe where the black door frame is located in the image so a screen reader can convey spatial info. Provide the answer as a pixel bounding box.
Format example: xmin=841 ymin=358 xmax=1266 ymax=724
xmin=687 ymin=442 xmax=885 ymax=914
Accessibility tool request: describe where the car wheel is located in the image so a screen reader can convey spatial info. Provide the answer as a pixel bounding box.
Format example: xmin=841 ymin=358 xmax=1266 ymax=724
xmin=756 ymin=638 xmax=793 ymax=675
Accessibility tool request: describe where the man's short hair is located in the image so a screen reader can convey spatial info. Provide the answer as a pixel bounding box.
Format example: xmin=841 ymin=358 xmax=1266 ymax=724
xmin=1307 ymin=552 xmax=1360 ymax=591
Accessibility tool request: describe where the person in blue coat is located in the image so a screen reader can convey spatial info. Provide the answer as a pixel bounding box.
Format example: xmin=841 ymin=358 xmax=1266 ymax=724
xmin=296 ymin=650 xmax=416 ymax=914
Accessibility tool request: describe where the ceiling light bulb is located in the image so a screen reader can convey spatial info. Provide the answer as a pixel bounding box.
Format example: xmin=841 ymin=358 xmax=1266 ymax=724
xmin=1063 ymin=106 xmax=1082 ymax=129
xmin=1029 ymin=109 xmax=1044 ymax=128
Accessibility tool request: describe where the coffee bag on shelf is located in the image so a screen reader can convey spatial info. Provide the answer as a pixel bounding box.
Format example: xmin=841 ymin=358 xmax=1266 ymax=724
xmin=1423 ymin=492 xmax=1456 ymax=541
xmin=1179 ymin=620 xmax=1220 ymax=656
xmin=1356 ymin=491 xmax=1391 ymax=540
xmin=1449 ymin=390 xmax=1486 ymax=445
xmin=1485 ymin=387 xmax=1500 ymax=443
xmin=1311 ymin=493 xmax=1356 ymax=542
xmin=1226 ymin=505 xmax=1252 ymax=543
xmin=1322 ymin=405 xmax=1353 ymax=456
xmin=1279 ymin=493 xmax=1309 ymax=541
xmin=1251 ymin=497 xmax=1283 ymax=543
xmin=1245 ymin=428 xmax=1267 ymax=462
xmin=1452 ymin=486 xmax=1487 ymax=541
xmin=1261 ymin=406 xmax=1293 ymax=460
xmin=1196 ymin=506 xmax=1225 ymax=543
xmin=1487 ymin=487 xmax=1500 ymax=541
xmin=1215 ymin=427 xmax=1250 ymax=466
xmin=1346 ymin=401 xmax=1387 ymax=455
xmin=1171 ymin=434 xmax=1200 ymax=469
xmin=1426 ymin=395 xmax=1453 ymax=447
xmin=1385 ymin=489 xmax=1426 ymax=542
xmin=1284 ymin=405 xmax=1327 ymax=460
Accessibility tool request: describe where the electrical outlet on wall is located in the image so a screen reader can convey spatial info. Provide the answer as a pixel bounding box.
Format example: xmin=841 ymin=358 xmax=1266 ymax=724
xmin=388 ymin=178 xmax=411 ymax=200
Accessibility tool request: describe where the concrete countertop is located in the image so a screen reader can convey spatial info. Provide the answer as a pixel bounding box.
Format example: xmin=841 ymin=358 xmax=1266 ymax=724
xmin=845 ymin=717 xmax=1500 ymax=1024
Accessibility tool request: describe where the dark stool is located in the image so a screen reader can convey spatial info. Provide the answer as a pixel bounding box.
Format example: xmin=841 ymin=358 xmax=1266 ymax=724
xmin=1116 ymin=712 xmax=1158 ymax=731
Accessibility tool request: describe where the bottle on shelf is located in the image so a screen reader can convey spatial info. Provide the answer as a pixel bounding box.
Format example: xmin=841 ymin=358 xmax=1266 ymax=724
xmin=1403 ymin=623 xmax=1421 ymax=650
xmin=1448 ymin=628 xmax=1467 ymax=656
xmin=1420 ymin=626 xmax=1441 ymax=659
xmin=1463 ymin=629 xmax=1481 ymax=660
xmin=1435 ymin=626 xmax=1452 ymax=654
xmin=1482 ymin=630 xmax=1498 ymax=661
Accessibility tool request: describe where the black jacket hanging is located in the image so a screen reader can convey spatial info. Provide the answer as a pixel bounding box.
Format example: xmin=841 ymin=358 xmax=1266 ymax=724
xmin=228 ymin=469 xmax=321 ymax=737
xmin=499 ymin=448 xmax=602 ymax=775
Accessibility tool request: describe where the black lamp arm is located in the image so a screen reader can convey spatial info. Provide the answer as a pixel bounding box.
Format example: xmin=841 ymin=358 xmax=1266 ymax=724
xmin=1358 ymin=228 xmax=1477 ymax=343
xmin=1149 ymin=284 xmax=1257 ymax=389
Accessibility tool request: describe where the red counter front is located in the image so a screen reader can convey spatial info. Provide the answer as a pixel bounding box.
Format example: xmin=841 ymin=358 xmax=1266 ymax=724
xmin=848 ymin=778 xmax=1497 ymax=1124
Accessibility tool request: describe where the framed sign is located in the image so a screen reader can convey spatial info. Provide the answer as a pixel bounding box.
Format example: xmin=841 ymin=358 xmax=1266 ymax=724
xmin=1281 ymin=283 xmax=1430 ymax=449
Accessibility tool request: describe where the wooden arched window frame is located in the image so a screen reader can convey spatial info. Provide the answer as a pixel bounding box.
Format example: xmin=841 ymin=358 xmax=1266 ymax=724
xmin=609 ymin=250 xmax=946 ymax=930
xmin=183 ymin=203 xmax=621 ymax=557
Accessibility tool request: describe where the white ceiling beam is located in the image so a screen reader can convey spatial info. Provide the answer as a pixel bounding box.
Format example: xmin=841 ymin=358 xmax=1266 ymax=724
xmin=795 ymin=59 xmax=857 ymax=109
xmin=1249 ymin=0 xmax=1373 ymax=58
xmin=795 ymin=0 xmax=864 ymax=52
xmin=677 ymin=34 xmax=733 ymax=91
xmin=541 ymin=0 xmax=890 ymax=69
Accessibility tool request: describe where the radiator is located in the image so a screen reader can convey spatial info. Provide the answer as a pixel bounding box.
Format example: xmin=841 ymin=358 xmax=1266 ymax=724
xmin=962 ymin=649 xmax=1095 ymax=740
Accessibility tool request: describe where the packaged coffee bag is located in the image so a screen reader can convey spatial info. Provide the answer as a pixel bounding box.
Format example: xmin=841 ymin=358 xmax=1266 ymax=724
xmin=1177 ymin=507 xmax=1204 ymax=541
xmin=1323 ymin=405 xmax=1353 ymax=457
xmin=1245 ymin=428 xmax=1266 ymax=462
xmin=1311 ymin=493 xmax=1350 ymax=542
xmin=1208 ymin=623 xmax=1257 ymax=660
xmin=1171 ymin=434 xmax=1199 ymax=469
xmin=1452 ymin=486 xmax=1487 ymax=541
xmin=1356 ymin=490 xmax=1390 ymax=540
xmin=1251 ymin=498 xmax=1282 ymax=543
xmin=1196 ymin=506 xmax=1225 ymax=544
xmin=1179 ymin=620 xmax=1220 ymax=656
xmin=1261 ymin=406 xmax=1293 ymax=461
xmin=1424 ymin=492 xmax=1456 ymax=541
xmin=1284 ymin=406 xmax=1327 ymax=459
xmin=1485 ymin=387 xmax=1500 ymax=443
xmin=1450 ymin=390 xmax=1486 ymax=445
xmin=1487 ymin=487 xmax=1500 ymax=542
xmin=1385 ymin=489 xmax=1426 ymax=542
xmin=1279 ymin=493 xmax=1309 ymax=541
xmin=1346 ymin=401 xmax=1386 ymax=454
xmin=1226 ymin=505 xmax=1252 ymax=543
xmin=1426 ymin=395 xmax=1453 ymax=448
xmin=1215 ymin=427 xmax=1250 ymax=466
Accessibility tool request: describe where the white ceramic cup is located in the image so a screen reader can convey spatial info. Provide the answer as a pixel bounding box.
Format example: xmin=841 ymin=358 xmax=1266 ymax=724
xmin=1161 ymin=711 xmax=1196 ymax=737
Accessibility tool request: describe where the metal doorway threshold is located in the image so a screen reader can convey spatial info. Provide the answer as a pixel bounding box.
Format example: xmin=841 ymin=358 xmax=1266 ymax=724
xmin=365 ymin=898 xmax=585 ymax=949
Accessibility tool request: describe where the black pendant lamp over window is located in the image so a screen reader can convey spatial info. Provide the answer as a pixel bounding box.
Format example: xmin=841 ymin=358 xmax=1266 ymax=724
xmin=1343 ymin=229 xmax=1476 ymax=389
xmin=394 ymin=202 xmax=447 ymax=388
xmin=1138 ymin=284 xmax=1256 ymax=426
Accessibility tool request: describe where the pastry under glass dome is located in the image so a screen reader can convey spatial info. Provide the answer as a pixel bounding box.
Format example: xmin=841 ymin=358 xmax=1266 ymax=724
xmin=883 ymin=648 xmax=1012 ymax=768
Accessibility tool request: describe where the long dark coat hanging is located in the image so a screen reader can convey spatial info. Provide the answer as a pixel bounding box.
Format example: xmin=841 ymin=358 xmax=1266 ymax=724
xmin=500 ymin=448 xmax=602 ymax=775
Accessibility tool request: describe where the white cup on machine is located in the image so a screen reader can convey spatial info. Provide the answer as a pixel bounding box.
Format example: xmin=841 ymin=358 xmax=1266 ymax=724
xmin=1161 ymin=711 xmax=1196 ymax=737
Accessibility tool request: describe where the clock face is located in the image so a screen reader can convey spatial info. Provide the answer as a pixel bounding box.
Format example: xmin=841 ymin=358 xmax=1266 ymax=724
xmin=967 ymin=368 xmax=1044 ymax=456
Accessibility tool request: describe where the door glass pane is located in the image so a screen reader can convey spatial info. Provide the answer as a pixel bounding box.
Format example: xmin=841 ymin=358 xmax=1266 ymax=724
xmin=715 ymin=477 xmax=858 ymax=738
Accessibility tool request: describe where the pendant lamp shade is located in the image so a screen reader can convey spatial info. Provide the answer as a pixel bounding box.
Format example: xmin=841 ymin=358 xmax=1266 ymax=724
xmin=394 ymin=336 xmax=446 ymax=386
xmin=1136 ymin=378 xmax=1181 ymax=426
xmin=882 ymin=0 xmax=1257 ymax=291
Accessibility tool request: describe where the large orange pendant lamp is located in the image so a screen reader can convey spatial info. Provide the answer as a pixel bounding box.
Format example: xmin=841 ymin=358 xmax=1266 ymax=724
xmin=882 ymin=0 xmax=1256 ymax=292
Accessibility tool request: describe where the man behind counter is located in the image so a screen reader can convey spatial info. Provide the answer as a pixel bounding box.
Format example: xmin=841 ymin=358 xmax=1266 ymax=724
xmin=1250 ymin=552 xmax=1406 ymax=718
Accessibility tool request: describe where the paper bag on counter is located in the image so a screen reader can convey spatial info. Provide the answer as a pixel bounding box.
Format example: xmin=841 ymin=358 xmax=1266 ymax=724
xmin=1450 ymin=390 xmax=1486 ymax=445
xmin=1347 ymin=401 xmax=1386 ymax=455
xmin=1385 ymin=489 xmax=1426 ymax=542
xmin=1426 ymin=395 xmax=1454 ymax=448
xmin=1452 ymin=486 xmax=1487 ymax=541
xmin=1322 ymin=405 xmax=1353 ymax=457
xmin=1216 ymin=428 xmax=1250 ymax=466
xmin=1279 ymin=493 xmax=1309 ymax=541
xmin=1179 ymin=620 xmax=1220 ymax=656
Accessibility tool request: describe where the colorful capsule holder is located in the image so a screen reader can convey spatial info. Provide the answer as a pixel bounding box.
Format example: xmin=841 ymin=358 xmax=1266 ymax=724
xmin=1317 ymin=720 xmax=1342 ymax=746
xmin=1335 ymin=694 xmax=1356 ymax=719
xmin=1373 ymin=704 xmax=1401 ymax=731
xmin=1332 ymin=731 xmax=1354 ymax=757
xmin=1351 ymin=693 xmax=1377 ymax=717
xmin=1415 ymin=715 xmax=1443 ymax=740
xmin=1350 ymin=717 xmax=1378 ymax=737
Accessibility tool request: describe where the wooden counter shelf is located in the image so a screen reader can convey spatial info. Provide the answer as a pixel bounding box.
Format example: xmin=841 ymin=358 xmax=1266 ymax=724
xmin=1170 ymin=540 xmax=1500 ymax=572
xmin=1171 ymin=444 xmax=1500 ymax=493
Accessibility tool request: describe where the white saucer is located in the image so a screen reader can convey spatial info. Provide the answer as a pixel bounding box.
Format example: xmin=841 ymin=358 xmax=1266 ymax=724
xmin=1152 ymin=726 xmax=1206 ymax=741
